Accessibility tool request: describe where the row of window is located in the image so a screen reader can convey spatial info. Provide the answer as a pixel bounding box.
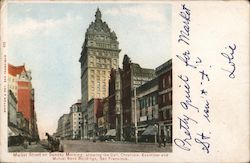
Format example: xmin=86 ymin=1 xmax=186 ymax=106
xmin=8 ymin=85 xmax=17 ymax=90
xmin=162 ymin=92 xmax=172 ymax=104
xmin=140 ymin=108 xmax=158 ymax=119
xmin=89 ymin=50 xmax=117 ymax=57
xmin=159 ymin=109 xmax=172 ymax=121
xmin=96 ymin=57 xmax=113 ymax=64
xmin=133 ymin=76 xmax=151 ymax=81
xmin=73 ymin=113 xmax=81 ymax=116
xmin=96 ymin=43 xmax=117 ymax=49
xmin=8 ymin=77 xmax=15 ymax=82
xmin=139 ymin=94 xmax=158 ymax=109
xmin=90 ymin=69 xmax=109 ymax=75
xmin=162 ymin=75 xmax=172 ymax=89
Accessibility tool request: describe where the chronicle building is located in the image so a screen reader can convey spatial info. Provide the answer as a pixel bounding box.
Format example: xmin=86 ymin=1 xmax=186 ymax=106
xmin=79 ymin=8 xmax=120 ymax=137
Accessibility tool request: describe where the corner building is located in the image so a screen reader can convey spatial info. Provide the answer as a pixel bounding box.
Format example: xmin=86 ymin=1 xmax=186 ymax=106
xmin=121 ymin=55 xmax=155 ymax=141
xmin=79 ymin=9 xmax=120 ymax=137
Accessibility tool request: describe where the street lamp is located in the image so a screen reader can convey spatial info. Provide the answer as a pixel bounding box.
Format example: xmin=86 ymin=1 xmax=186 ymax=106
xmin=80 ymin=121 xmax=83 ymax=140
xmin=83 ymin=119 xmax=87 ymax=139
xmin=134 ymin=88 xmax=138 ymax=144
xmin=154 ymin=124 xmax=158 ymax=145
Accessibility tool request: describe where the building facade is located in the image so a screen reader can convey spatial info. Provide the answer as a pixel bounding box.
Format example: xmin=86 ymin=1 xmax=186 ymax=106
xmin=79 ymin=8 xmax=120 ymax=138
xmin=8 ymin=90 xmax=17 ymax=126
xmin=108 ymin=68 xmax=123 ymax=140
xmin=69 ymin=100 xmax=82 ymax=140
xmin=8 ymin=64 xmax=39 ymax=141
xmin=136 ymin=78 xmax=159 ymax=142
xmin=96 ymin=99 xmax=104 ymax=136
xmin=156 ymin=59 xmax=172 ymax=143
xmin=102 ymin=97 xmax=109 ymax=135
xmin=86 ymin=98 xmax=102 ymax=139
xmin=121 ymin=55 xmax=155 ymax=141
xmin=16 ymin=112 xmax=29 ymax=134
xmin=57 ymin=114 xmax=69 ymax=139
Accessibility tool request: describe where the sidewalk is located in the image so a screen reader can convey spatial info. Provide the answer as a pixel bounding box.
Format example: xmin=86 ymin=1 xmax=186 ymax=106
xmin=8 ymin=142 xmax=49 ymax=152
xmin=61 ymin=140 xmax=172 ymax=152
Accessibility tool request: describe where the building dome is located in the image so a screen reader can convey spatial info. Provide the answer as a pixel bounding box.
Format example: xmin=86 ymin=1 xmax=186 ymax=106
xmin=85 ymin=8 xmax=117 ymax=42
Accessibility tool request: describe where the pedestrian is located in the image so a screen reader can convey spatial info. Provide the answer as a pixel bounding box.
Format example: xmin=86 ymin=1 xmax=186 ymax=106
xmin=23 ymin=139 xmax=28 ymax=149
xmin=160 ymin=130 xmax=166 ymax=147
xmin=157 ymin=133 xmax=162 ymax=148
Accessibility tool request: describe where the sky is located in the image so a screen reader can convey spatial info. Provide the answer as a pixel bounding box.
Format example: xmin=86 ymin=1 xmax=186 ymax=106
xmin=7 ymin=2 xmax=171 ymax=139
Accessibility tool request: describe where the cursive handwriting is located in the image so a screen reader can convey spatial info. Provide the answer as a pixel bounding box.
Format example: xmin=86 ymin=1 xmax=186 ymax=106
xmin=195 ymin=132 xmax=210 ymax=154
xmin=178 ymin=4 xmax=191 ymax=45
xmin=174 ymin=114 xmax=198 ymax=151
xmin=178 ymin=74 xmax=200 ymax=112
xmin=176 ymin=3 xmax=211 ymax=154
xmin=203 ymin=100 xmax=210 ymax=123
xmin=221 ymin=43 xmax=236 ymax=79
xmin=176 ymin=50 xmax=197 ymax=69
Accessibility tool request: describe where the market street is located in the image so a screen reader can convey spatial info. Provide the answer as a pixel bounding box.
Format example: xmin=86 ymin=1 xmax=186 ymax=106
xmin=61 ymin=140 xmax=172 ymax=152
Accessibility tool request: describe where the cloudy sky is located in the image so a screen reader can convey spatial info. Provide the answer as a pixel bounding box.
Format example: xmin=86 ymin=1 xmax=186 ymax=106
xmin=7 ymin=2 xmax=171 ymax=139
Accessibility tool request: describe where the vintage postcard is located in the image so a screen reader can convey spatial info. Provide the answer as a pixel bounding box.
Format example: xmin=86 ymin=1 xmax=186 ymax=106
xmin=0 ymin=0 xmax=249 ymax=162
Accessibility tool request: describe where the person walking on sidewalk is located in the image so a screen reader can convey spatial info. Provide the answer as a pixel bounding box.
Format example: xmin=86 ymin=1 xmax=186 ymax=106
xmin=158 ymin=133 xmax=162 ymax=148
xmin=160 ymin=130 xmax=166 ymax=147
xmin=161 ymin=131 xmax=166 ymax=147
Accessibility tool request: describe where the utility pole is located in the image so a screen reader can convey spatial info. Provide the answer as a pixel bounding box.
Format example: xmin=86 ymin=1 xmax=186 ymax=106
xmin=134 ymin=88 xmax=138 ymax=144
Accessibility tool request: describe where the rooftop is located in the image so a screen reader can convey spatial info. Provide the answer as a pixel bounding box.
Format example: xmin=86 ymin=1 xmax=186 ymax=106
xmin=8 ymin=64 xmax=26 ymax=76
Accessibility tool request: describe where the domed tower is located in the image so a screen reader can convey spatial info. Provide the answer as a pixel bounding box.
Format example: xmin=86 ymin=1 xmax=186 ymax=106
xmin=79 ymin=8 xmax=121 ymax=122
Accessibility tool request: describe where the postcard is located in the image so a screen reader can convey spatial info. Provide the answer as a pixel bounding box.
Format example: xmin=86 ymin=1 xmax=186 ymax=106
xmin=0 ymin=0 xmax=249 ymax=162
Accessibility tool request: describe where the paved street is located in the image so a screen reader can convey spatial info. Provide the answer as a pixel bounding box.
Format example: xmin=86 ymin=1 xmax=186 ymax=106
xmin=61 ymin=140 xmax=172 ymax=152
xmin=8 ymin=140 xmax=172 ymax=152
xmin=8 ymin=141 xmax=49 ymax=152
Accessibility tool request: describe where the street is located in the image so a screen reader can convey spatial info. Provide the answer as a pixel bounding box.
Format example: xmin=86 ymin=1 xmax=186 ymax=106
xmin=8 ymin=140 xmax=49 ymax=152
xmin=61 ymin=140 xmax=172 ymax=152
xmin=8 ymin=140 xmax=172 ymax=152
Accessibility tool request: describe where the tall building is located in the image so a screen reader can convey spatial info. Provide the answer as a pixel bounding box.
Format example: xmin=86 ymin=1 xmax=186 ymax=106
xmin=156 ymin=59 xmax=172 ymax=143
xmin=8 ymin=64 xmax=39 ymax=140
xmin=79 ymin=8 xmax=120 ymax=138
xmin=108 ymin=68 xmax=123 ymax=140
xmin=121 ymin=55 xmax=155 ymax=141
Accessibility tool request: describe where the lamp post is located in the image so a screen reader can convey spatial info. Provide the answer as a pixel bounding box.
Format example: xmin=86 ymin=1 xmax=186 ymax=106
xmin=83 ymin=119 xmax=87 ymax=139
xmin=80 ymin=121 xmax=83 ymax=140
xmin=134 ymin=88 xmax=138 ymax=144
xmin=154 ymin=124 xmax=158 ymax=145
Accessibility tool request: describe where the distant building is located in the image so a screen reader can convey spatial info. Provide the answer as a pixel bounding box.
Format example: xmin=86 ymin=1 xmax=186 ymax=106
xmin=79 ymin=8 xmax=120 ymax=138
xmin=121 ymin=55 xmax=155 ymax=141
xmin=156 ymin=59 xmax=172 ymax=143
xmin=57 ymin=114 xmax=69 ymax=139
xmin=68 ymin=100 xmax=82 ymax=140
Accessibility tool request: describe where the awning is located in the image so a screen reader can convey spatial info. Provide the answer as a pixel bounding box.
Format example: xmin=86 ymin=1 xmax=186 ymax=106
xmin=142 ymin=125 xmax=157 ymax=136
xmin=8 ymin=126 xmax=20 ymax=137
xmin=105 ymin=129 xmax=116 ymax=136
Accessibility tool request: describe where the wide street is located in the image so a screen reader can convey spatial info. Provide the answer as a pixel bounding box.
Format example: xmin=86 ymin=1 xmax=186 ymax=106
xmin=8 ymin=141 xmax=49 ymax=152
xmin=8 ymin=140 xmax=172 ymax=152
xmin=61 ymin=140 xmax=172 ymax=152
